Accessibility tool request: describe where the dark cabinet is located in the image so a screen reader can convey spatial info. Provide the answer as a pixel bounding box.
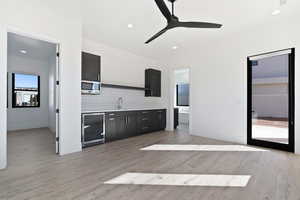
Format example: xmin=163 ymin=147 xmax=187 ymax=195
xmin=152 ymin=110 xmax=166 ymax=131
xmin=105 ymin=109 xmax=166 ymax=143
xmin=124 ymin=112 xmax=138 ymax=138
xmin=174 ymin=108 xmax=179 ymax=129
xmin=82 ymin=52 xmax=101 ymax=82
xmin=105 ymin=114 xmax=118 ymax=142
xmin=137 ymin=111 xmax=152 ymax=134
xmin=145 ymin=69 xmax=161 ymax=97
xmin=105 ymin=112 xmax=124 ymax=142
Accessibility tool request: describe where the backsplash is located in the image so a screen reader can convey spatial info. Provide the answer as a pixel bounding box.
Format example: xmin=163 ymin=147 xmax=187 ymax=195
xmin=81 ymin=87 xmax=166 ymax=112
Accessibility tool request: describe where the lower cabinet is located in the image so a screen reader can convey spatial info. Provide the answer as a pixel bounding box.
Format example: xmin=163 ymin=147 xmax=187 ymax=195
xmin=105 ymin=113 xmax=122 ymax=142
xmin=105 ymin=109 xmax=166 ymax=142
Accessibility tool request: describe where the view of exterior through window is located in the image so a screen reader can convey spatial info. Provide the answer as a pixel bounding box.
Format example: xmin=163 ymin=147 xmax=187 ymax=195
xmin=251 ymin=54 xmax=289 ymax=144
xmin=12 ymin=73 xmax=40 ymax=107
xmin=176 ymin=84 xmax=189 ymax=107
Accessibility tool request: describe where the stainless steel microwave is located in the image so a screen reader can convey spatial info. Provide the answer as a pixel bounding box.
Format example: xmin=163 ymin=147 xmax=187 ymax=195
xmin=81 ymin=80 xmax=101 ymax=95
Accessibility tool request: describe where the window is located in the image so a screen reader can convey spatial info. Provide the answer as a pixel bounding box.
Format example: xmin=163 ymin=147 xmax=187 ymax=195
xmin=12 ymin=73 xmax=40 ymax=108
xmin=176 ymin=84 xmax=189 ymax=106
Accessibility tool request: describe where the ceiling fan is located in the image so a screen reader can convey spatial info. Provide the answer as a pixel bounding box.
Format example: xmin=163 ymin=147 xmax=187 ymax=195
xmin=145 ymin=0 xmax=222 ymax=44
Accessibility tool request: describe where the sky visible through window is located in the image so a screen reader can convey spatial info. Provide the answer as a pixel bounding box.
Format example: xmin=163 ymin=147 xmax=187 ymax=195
xmin=15 ymin=74 xmax=38 ymax=89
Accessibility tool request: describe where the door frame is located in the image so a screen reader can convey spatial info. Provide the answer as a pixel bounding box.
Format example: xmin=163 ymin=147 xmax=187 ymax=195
xmin=247 ymin=48 xmax=295 ymax=152
xmin=5 ymin=27 xmax=61 ymax=158
xmin=171 ymin=67 xmax=191 ymax=132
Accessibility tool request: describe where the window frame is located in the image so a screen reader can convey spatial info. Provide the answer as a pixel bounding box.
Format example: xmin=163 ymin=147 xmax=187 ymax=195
xmin=12 ymin=73 xmax=41 ymax=108
xmin=176 ymin=84 xmax=190 ymax=107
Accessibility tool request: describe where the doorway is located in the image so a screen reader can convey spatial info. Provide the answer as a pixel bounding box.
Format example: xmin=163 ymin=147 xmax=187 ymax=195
xmin=247 ymin=48 xmax=295 ymax=152
xmin=174 ymin=68 xmax=190 ymax=132
xmin=6 ymin=32 xmax=60 ymax=167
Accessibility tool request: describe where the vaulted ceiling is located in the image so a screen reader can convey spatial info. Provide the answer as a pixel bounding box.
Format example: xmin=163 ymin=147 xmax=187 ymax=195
xmin=83 ymin=0 xmax=300 ymax=60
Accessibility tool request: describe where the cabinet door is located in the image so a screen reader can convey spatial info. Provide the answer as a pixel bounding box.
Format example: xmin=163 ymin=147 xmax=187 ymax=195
xmin=82 ymin=52 xmax=101 ymax=81
xmin=152 ymin=110 xmax=166 ymax=131
xmin=105 ymin=117 xmax=118 ymax=142
xmin=126 ymin=112 xmax=138 ymax=137
xmin=152 ymin=111 xmax=160 ymax=131
xmin=160 ymin=110 xmax=166 ymax=130
xmin=152 ymin=71 xmax=161 ymax=97
xmin=145 ymin=69 xmax=161 ymax=97
xmin=116 ymin=115 xmax=126 ymax=140
xmin=174 ymin=108 xmax=179 ymax=129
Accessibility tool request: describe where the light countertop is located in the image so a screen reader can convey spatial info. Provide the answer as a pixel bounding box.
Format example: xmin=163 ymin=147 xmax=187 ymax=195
xmin=82 ymin=108 xmax=167 ymax=114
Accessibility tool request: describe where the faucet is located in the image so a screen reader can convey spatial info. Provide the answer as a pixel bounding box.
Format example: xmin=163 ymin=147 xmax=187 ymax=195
xmin=117 ymin=97 xmax=123 ymax=110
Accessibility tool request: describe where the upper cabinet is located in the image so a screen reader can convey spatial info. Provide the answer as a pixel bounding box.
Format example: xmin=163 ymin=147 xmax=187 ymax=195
xmin=145 ymin=68 xmax=161 ymax=97
xmin=82 ymin=52 xmax=101 ymax=82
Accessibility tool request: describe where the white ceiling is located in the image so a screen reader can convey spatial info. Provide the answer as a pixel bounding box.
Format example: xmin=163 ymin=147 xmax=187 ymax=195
xmin=83 ymin=0 xmax=300 ymax=60
xmin=8 ymin=32 xmax=56 ymax=61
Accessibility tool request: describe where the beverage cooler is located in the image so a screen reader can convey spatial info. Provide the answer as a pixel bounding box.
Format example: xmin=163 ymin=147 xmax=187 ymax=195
xmin=81 ymin=113 xmax=105 ymax=147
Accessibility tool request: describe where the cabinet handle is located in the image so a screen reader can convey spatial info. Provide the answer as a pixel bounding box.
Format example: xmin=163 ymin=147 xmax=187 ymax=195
xmin=109 ymin=118 xmax=115 ymax=121
xmin=109 ymin=113 xmax=115 ymax=116
xmin=142 ymin=118 xmax=148 ymax=121
xmin=142 ymin=112 xmax=148 ymax=114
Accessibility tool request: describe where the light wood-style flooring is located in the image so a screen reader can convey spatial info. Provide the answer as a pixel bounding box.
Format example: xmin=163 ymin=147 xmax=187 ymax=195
xmin=1 ymin=128 xmax=300 ymax=200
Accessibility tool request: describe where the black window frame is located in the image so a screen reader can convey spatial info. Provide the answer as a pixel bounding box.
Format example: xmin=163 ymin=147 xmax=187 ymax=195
xmin=12 ymin=73 xmax=41 ymax=108
xmin=176 ymin=84 xmax=190 ymax=107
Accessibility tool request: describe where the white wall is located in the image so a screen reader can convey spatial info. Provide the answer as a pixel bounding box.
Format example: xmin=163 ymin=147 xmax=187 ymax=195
xmin=82 ymin=39 xmax=171 ymax=130
xmin=0 ymin=0 xmax=82 ymax=169
xmin=170 ymin=18 xmax=300 ymax=153
xmin=7 ymin=55 xmax=50 ymax=131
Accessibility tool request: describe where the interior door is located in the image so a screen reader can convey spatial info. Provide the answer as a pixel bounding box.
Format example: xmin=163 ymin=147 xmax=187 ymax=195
xmin=247 ymin=48 xmax=295 ymax=152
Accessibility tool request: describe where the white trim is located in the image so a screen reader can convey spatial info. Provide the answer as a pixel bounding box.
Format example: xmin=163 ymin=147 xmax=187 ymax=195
xmin=169 ymin=67 xmax=192 ymax=132
xmin=1 ymin=26 xmax=61 ymax=169
xmin=7 ymin=26 xmax=60 ymax=45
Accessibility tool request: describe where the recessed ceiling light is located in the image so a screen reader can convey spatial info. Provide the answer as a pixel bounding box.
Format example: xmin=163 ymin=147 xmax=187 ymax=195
xmin=172 ymin=46 xmax=178 ymax=50
xmin=272 ymin=9 xmax=281 ymax=15
xmin=20 ymin=50 xmax=27 ymax=54
xmin=127 ymin=24 xmax=133 ymax=28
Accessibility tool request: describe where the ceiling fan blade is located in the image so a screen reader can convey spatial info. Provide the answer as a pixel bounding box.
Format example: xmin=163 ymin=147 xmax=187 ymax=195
xmin=154 ymin=0 xmax=172 ymax=21
xmin=145 ymin=28 xmax=168 ymax=44
xmin=178 ymin=21 xmax=222 ymax=28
